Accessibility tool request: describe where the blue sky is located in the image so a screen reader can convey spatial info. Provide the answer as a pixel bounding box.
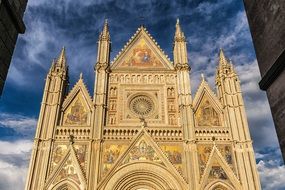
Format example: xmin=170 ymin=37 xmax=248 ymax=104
xmin=0 ymin=0 xmax=284 ymax=189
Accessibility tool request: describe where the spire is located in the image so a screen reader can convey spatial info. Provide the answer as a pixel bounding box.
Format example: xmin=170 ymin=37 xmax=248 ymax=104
xmin=100 ymin=19 xmax=110 ymax=40
xmin=56 ymin=47 xmax=66 ymax=67
xmin=201 ymin=73 xmax=205 ymax=82
xmin=173 ymin=18 xmax=188 ymax=67
xmin=219 ymin=48 xmax=228 ymax=67
xmin=174 ymin=18 xmax=185 ymax=41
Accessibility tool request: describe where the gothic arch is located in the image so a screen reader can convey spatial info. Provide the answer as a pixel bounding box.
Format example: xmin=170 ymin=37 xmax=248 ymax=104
xmin=103 ymin=162 xmax=185 ymax=190
xmin=49 ymin=179 xmax=80 ymax=190
xmin=204 ymin=180 xmax=235 ymax=190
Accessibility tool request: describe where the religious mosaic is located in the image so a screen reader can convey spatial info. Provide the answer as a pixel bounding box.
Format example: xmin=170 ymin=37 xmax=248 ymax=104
xmin=102 ymin=144 xmax=128 ymax=177
xmin=52 ymin=154 xmax=81 ymax=185
xmin=119 ymin=38 xmax=164 ymax=68
xmin=50 ymin=144 xmax=88 ymax=176
xmin=74 ymin=145 xmax=88 ymax=173
xmin=197 ymin=144 xmax=233 ymax=175
xmin=124 ymin=139 xmax=163 ymax=164
xmin=209 ymin=165 xmax=228 ymax=180
xmin=196 ymin=97 xmax=221 ymax=126
xmin=63 ymin=96 xmax=88 ymax=125
xmin=198 ymin=145 xmax=212 ymax=174
xmin=50 ymin=145 xmax=68 ymax=174
xmin=159 ymin=144 xmax=183 ymax=174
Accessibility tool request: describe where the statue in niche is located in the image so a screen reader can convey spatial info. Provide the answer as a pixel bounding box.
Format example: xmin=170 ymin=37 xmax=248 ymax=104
xmin=196 ymin=99 xmax=220 ymax=126
xmin=65 ymin=98 xmax=88 ymax=125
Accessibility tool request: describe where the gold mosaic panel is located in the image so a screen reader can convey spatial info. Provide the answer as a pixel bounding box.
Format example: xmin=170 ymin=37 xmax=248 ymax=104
xmin=52 ymin=154 xmax=81 ymax=185
xmin=102 ymin=143 xmax=128 ymax=177
xmin=196 ymin=97 xmax=221 ymax=126
xmin=197 ymin=144 xmax=234 ymax=175
xmin=63 ymin=96 xmax=88 ymax=125
xmin=74 ymin=144 xmax=88 ymax=173
xmin=123 ymin=139 xmax=162 ymax=164
xmin=50 ymin=145 xmax=68 ymax=174
xmin=159 ymin=144 xmax=183 ymax=174
xmin=197 ymin=145 xmax=212 ymax=174
xmin=118 ymin=38 xmax=164 ymax=68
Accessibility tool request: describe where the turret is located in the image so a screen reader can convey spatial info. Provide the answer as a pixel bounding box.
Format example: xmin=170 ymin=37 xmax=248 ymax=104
xmin=25 ymin=47 xmax=69 ymax=190
xmin=173 ymin=19 xmax=197 ymax=189
xmin=89 ymin=20 xmax=111 ymax=189
xmin=215 ymin=49 xmax=261 ymax=190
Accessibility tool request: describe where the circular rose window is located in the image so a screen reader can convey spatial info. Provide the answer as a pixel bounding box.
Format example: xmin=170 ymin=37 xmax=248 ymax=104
xmin=129 ymin=95 xmax=155 ymax=117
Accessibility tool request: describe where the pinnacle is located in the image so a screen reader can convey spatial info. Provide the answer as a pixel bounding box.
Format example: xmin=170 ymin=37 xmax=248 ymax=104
xmin=100 ymin=19 xmax=110 ymax=40
xmin=201 ymin=73 xmax=205 ymax=82
xmin=219 ymin=48 xmax=228 ymax=66
xmin=56 ymin=47 xmax=66 ymax=67
xmin=174 ymin=18 xmax=185 ymax=41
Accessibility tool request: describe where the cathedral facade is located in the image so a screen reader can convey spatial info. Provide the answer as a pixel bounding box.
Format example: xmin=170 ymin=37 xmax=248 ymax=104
xmin=25 ymin=20 xmax=261 ymax=190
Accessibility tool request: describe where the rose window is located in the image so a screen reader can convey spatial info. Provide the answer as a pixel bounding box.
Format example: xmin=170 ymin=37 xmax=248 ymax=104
xmin=129 ymin=95 xmax=154 ymax=116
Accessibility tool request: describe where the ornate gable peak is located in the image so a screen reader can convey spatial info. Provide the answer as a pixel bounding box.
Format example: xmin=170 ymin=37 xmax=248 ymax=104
xmin=45 ymin=144 xmax=87 ymax=189
xmin=200 ymin=145 xmax=241 ymax=190
xmin=110 ymin=26 xmax=174 ymax=69
xmin=98 ymin=128 xmax=187 ymax=188
xmin=62 ymin=75 xmax=92 ymax=111
xmin=193 ymin=75 xmax=222 ymax=112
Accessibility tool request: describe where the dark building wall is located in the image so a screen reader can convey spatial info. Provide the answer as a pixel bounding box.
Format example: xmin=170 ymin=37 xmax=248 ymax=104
xmin=243 ymin=1 xmax=285 ymax=160
xmin=0 ymin=0 xmax=27 ymax=95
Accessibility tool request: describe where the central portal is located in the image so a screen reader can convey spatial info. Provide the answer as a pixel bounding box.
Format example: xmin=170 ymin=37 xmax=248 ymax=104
xmin=103 ymin=162 xmax=185 ymax=190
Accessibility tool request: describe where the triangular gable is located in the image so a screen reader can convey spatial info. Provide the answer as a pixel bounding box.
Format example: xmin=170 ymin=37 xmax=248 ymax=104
xmin=61 ymin=77 xmax=93 ymax=126
xmin=98 ymin=128 xmax=186 ymax=187
xmin=45 ymin=144 xmax=87 ymax=190
xmin=200 ymin=146 xmax=241 ymax=190
xmin=111 ymin=26 xmax=174 ymax=70
xmin=193 ymin=79 xmax=223 ymax=127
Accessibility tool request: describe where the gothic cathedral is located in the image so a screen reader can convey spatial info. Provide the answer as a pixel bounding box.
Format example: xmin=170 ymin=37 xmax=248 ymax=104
xmin=25 ymin=20 xmax=261 ymax=190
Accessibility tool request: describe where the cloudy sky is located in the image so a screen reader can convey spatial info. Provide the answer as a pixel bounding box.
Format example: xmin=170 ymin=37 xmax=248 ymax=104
xmin=0 ymin=0 xmax=284 ymax=189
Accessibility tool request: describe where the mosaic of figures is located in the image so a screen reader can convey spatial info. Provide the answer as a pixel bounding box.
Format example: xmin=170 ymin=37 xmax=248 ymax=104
xmin=124 ymin=139 xmax=163 ymax=164
xmin=159 ymin=144 xmax=183 ymax=174
xmin=74 ymin=144 xmax=88 ymax=173
xmin=196 ymin=97 xmax=221 ymax=127
xmin=50 ymin=145 xmax=68 ymax=175
xmin=63 ymin=96 xmax=88 ymax=125
xmin=197 ymin=144 xmax=233 ymax=176
xmin=209 ymin=165 xmax=228 ymax=180
xmin=109 ymin=73 xmax=176 ymax=84
xmin=50 ymin=144 xmax=88 ymax=175
xmin=102 ymin=143 xmax=128 ymax=177
xmin=118 ymin=38 xmax=164 ymax=68
xmin=52 ymin=155 xmax=81 ymax=186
